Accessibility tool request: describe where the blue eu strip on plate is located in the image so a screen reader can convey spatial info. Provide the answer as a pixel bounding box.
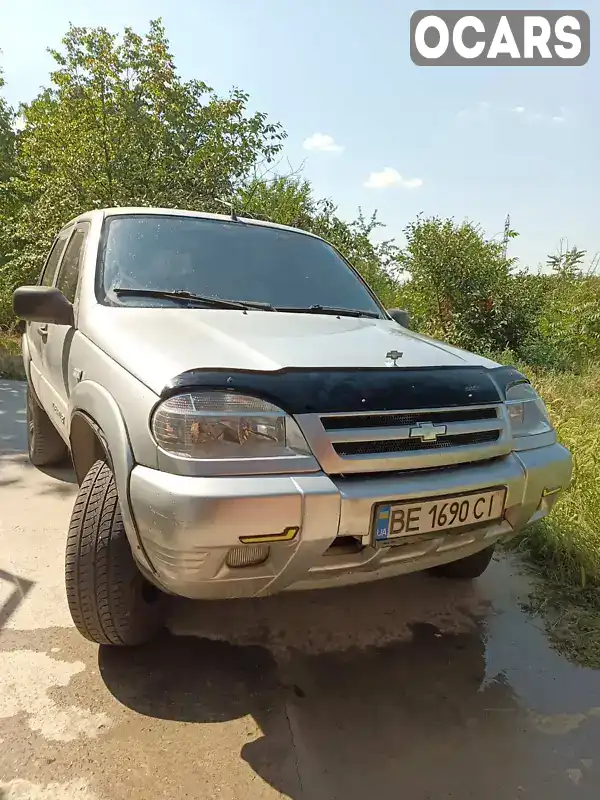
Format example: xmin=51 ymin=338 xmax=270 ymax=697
xmin=375 ymin=504 xmax=391 ymax=540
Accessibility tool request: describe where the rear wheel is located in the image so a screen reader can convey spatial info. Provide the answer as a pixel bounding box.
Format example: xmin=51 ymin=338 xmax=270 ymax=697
xmin=27 ymin=386 xmax=69 ymax=467
xmin=430 ymin=545 xmax=495 ymax=580
xmin=65 ymin=459 xmax=165 ymax=646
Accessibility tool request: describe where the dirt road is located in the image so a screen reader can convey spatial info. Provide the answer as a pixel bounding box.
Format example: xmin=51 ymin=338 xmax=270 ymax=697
xmin=2 ymin=378 xmax=600 ymax=799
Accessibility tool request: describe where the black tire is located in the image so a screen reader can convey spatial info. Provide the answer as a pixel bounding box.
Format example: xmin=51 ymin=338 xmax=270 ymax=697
xmin=27 ymin=385 xmax=69 ymax=467
xmin=65 ymin=459 xmax=165 ymax=646
xmin=430 ymin=545 xmax=495 ymax=580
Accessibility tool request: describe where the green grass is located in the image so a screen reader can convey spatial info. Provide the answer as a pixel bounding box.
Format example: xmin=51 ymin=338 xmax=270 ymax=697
xmin=0 ymin=331 xmax=25 ymax=379
xmin=0 ymin=331 xmax=21 ymax=356
xmin=511 ymin=366 xmax=600 ymax=666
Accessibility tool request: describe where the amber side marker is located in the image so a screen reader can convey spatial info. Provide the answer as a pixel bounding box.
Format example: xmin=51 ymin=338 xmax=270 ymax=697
xmin=542 ymin=486 xmax=562 ymax=497
xmin=239 ymin=526 xmax=299 ymax=545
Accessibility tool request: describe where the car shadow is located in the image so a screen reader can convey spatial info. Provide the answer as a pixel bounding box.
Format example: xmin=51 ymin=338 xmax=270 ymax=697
xmin=99 ymin=583 xmax=529 ymax=799
xmin=0 ymin=380 xmax=28 ymax=454
xmin=0 ymin=380 xmax=77 ymax=488
xmin=0 ymin=567 xmax=35 ymax=631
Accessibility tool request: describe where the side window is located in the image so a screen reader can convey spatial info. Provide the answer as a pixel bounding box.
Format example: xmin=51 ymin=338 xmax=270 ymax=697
xmin=40 ymin=233 xmax=69 ymax=287
xmin=55 ymin=225 xmax=89 ymax=304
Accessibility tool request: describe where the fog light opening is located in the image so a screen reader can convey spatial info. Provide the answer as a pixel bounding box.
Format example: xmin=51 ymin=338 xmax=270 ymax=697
xmin=226 ymin=544 xmax=270 ymax=569
xmin=324 ymin=536 xmax=364 ymax=556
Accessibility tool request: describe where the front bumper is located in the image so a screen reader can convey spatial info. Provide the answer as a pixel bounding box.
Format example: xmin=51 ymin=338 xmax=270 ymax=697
xmin=128 ymin=443 xmax=572 ymax=599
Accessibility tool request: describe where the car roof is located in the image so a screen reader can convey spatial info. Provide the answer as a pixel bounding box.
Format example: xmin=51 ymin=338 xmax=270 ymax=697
xmin=61 ymin=206 xmax=323 ymax=241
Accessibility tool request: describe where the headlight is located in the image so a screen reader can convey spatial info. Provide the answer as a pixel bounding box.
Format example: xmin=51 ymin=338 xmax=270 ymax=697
xmin=151 ymin=391 xmax=312 ymax=460
xmin=505 ymin=382 xmax=552 ymax=437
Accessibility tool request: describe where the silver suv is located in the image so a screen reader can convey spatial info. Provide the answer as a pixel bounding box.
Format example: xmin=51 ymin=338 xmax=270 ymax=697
xmin=13 ymin=207 xmax=572 ymax=647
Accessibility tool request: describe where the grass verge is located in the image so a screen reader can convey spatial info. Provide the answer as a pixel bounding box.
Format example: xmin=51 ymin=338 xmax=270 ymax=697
xmin=0 ymin=332 xmax=25 ymax=379
xmin=511 ymin=366 xmax=600 ymax=667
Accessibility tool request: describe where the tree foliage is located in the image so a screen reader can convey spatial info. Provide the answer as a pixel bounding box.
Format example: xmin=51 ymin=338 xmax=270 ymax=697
xmin=534 ymin=267 xmax=600 ymax=371
xmin=0 ymin=66 xmax=15 ymax=186
xmin=546 ymin=240 xmax=586 ymax=278
xmin=0 ymin=20 xmax=598 ymax=377
xmin=0 ymin=64 xmax=16 ymax=275
xmin=0 ymin=19 xmax=286 ymax=308
xmin=393 ymin=215 xmax=542 ymax=357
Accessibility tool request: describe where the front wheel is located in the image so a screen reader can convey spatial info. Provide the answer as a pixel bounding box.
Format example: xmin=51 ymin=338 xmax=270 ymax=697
xmin=65 ymin=459 xmax=166 ymax=646
xmin=430 ymin=545 xmax=495 ymax=580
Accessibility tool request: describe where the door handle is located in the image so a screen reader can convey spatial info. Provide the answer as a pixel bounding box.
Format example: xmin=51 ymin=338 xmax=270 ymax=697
xmin=38 ymin=323 xmax=48 ymax=339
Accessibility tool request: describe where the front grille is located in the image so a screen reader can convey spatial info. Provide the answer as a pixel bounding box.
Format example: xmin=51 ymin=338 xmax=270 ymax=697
xmin=297 ymin=402 xmax=509 ymax=475
xmin=322 ymin=407 xmax=497 ymax=431
xmin=333 ymin=455 xmax=506 ymax=482
xmin=333 ymin=430 xmax=500 ymax=457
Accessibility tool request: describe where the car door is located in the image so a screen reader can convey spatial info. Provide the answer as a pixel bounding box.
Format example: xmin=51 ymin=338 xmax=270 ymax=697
xmin=27 ymin=228 xmax=72 ymax=404
xmin=36 ymin=222 xmax=89 ymax=440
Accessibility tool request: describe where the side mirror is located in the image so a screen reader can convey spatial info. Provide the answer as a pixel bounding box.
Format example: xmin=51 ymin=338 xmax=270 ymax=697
xmin=387 ymin=308 xmax=411 ymax=329
xmin=13 ymin=286 xmax=74 ymax=327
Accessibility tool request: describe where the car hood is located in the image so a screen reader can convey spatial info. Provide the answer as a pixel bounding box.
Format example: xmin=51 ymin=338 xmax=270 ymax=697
xmin=83 ymin=306 xmax=499 ymax=396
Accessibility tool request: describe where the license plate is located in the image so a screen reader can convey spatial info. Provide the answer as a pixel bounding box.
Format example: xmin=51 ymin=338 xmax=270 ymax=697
xmin=373 ymin=488 xmax=506 ymax=544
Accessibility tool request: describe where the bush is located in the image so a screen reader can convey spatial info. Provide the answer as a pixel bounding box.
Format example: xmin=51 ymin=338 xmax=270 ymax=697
xmin=391 ymin=215 xmax=545 ymax=359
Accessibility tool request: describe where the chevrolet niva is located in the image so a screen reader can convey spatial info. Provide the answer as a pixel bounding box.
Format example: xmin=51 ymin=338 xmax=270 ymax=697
xmin=12 ymin=208 xmax=572 ymax=646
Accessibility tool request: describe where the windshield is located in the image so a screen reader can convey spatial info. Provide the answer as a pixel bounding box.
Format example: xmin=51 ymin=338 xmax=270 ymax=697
xmin=98 ymin=214 xmax=384 ymax=316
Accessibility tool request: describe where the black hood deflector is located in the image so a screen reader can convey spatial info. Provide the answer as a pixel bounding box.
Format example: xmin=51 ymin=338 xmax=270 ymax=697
xmin=161 ymin=365 xmax=527 ymax=415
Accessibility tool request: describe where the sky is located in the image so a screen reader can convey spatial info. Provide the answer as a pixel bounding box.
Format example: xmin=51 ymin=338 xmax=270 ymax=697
xmin=0 ymin=0 xmax=597 ymax=271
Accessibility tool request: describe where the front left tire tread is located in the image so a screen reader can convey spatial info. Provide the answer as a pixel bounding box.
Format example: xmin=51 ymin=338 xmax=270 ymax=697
xmin=65 ymin=459 xmax=165 ymax=646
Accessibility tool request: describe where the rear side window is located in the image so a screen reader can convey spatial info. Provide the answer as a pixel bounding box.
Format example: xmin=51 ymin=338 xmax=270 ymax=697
xmin=40 ymin=233 xmax=69 ymax=287
xmin=56 ymin=226 xmax=88 ymax=303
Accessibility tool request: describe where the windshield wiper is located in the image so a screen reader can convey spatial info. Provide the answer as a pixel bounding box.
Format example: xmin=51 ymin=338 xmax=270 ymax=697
xmin=274 ymin=304 xmax=380 ymax=319
xmin=112 ymin=288 xmax=276 ymax=311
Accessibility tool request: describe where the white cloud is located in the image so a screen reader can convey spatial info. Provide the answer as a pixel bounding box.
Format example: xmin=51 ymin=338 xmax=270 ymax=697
xmin=401 ymin=177 xmax=424 ymax=189
xmin=552 ymin=106 xmax=568 ymax=124
xmin=364 ymin=167 xmax=423 ymax=190
xmin=302 ymin=132 xmax=344 ymax=153
xmin=512 ymin=105 xmax=568 ymax=124
xmin=460 ymin=102 xmax=569 ymax=126
xmin=457 ymin=101 xmax=492 ymax=119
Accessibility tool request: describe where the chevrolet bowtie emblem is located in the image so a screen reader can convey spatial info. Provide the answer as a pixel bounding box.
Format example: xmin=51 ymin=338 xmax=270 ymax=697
xmin=409 ymin=422 xmax=448 ymax=442
xmin=386 ymin=350 xmax=403 ymax=366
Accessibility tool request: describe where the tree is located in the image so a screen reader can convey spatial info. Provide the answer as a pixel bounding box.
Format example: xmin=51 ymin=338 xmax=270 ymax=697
xmin=393 ymin=214 xmax=541 ymax=356
xmin=533 ymin=243 xmax=600 ymax=370
xmin=0 ymin=63 xmax=16 ymax=284
xmin=0 ymin=19 xmax=285 ymax=322
xmin=0 ymin=66 xmax=15 ymax=186
xmin=546 ymin=239 xmax=586 ymax=278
